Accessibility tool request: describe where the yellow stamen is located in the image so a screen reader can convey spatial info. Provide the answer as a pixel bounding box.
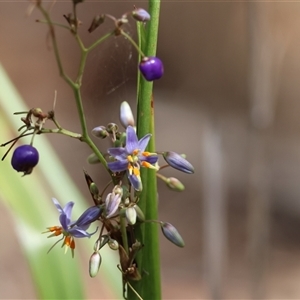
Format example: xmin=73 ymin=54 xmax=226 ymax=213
xmin=133 ymin=149 xmax=139 ymax=156
xmin=127 ymin=155 xmax=133 ymax=163
xmin=133 ymin=167 xmax=140 ymax=176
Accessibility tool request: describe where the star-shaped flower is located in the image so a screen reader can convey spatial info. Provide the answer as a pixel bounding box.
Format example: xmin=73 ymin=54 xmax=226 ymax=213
xmin=107 ymin=126 xmax=158 ymax=191
xmin=45 ymin=198 xmax=100 ymax=257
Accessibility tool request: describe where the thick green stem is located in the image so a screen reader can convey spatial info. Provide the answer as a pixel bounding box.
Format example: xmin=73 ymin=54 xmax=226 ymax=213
xmin=129 ymin=1 xmax=161 ymax=299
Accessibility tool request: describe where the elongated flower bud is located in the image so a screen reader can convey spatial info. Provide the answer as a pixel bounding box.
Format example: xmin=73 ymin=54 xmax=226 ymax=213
xmin=126 ymin=207 xmax=137 ymax=225
xmin=161 ymin=222 xmax=185 ymax=248
xmin=163 ymin=151 xmax=194 ymax=174
xmin=133 ymin=204 xmax=145 ymax=222
xmin=166 ymin=177 xmax=185 ymax=192
xmin=105 ymin=191 xmax=121 ymax=218
xmin=87 ymin=153 xmax=100 ymax=164
xmin=89 ymin=251 xmax=101 ymax=277
xmin=120 ymin=101 xmax=135 ymax=128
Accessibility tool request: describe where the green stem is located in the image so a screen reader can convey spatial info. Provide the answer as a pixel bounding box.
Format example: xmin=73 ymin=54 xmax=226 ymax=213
xmin=41 ymin=128 xmax=82 ymax=139
xmin=87 ymin=31 xmax=115 ymax=52
xmin=37 ymin=3 xmax=114 ymax=176
xmin=129 ymin=1 xmax=161 ymax=299
xmin=37 ymin=4 xmax=73 ymax=86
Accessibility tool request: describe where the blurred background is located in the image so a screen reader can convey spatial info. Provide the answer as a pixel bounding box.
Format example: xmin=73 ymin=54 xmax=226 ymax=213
xmin=1 ymin=1 xmax=300 ymax=299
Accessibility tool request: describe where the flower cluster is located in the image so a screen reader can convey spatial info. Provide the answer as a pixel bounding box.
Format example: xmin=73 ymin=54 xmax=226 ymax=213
xmin=41 ymin=100 xmax=194 ymax=300
xmin=1 ymin=3 xmax=195 ymax=300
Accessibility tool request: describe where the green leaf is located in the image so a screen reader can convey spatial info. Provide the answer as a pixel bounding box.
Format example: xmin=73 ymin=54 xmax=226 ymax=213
xmin=0 ymin=64 xmax=121 ymax=299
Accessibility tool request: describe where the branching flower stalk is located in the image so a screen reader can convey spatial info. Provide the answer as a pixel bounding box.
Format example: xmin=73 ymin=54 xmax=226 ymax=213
xmin=0 ymin=1 xmax=195 ymax=300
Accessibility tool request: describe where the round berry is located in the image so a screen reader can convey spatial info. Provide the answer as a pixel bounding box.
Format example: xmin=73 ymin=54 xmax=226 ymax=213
xmin=11 ymin=145 xmax=39 ymax=175
xmin=139 ymin=56 xmax=164 ymax=81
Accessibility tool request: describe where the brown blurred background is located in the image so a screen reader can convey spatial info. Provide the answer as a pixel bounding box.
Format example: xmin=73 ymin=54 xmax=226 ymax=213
xmin=1 ymin=1 xmax=300 ymax=299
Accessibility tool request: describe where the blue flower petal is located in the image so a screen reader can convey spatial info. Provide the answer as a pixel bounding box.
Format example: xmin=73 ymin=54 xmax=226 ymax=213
xmin=128 ymin=173 xmax=143 ymax=191
xmin=139 ymin=154 xmax=158 ymax=164
xmin=63 ymin=201 xmax=75 ymax=219
xmin=75 ymin=206 xmax=101 ymax=227
xmin=59 ymin=212 xmax=70 ymax=231
xmin=125 ymin=126 xmax=139 ymax=154
xmin=68 ymin=227 xmax=94 ymax=238
xmin=108 ymin=147 xmax=127 ymax=160
xmin=138 ymin=134 xmax=151 ymax=152
xmin=105 ymin=193 xmax=121 ymax=218
xmin=52 ymin=198 xmax=63 ymax=214
xmin=108 ymin=160 xmax=128 ymax=172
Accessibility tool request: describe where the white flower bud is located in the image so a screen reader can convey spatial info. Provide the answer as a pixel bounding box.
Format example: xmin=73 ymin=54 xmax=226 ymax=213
xmin=89 ymin=251 xmax=101 ymax=278
xmin=126 ymin=207 xmax=137 ymax=225
xmin=120 ymin=101 xmax=135 ymax=128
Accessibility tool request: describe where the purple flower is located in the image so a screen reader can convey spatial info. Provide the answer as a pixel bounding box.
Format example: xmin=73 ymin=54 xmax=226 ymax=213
xmin=105 ymin=187 xmax=122 ymax=218
xmin=45 ymin=198 xmax=99 ymax=257
xmin=107 ymin=126 xmax=158 ymax=191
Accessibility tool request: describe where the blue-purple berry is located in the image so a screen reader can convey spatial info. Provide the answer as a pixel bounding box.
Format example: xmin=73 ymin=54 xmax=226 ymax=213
xmin=139 ymin=56 xmax=164 ymax=81
xmin=11 ymin=145 xmax=39 ymax=175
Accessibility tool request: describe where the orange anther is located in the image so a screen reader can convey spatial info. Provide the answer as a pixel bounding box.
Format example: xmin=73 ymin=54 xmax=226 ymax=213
xmin=133 ymin=149 xmax=139 ymax=156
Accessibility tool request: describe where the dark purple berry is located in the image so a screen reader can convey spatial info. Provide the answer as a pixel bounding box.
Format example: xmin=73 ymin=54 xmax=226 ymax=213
xmin=139 ymin=56 xmax=164 ymax=81
xmin=11 ymin=145 xmax=39 ymax=175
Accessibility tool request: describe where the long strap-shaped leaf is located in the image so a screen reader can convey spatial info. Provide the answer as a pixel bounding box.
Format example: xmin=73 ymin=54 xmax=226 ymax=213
xmin=0 ymin=64 xmax=121 ymax=299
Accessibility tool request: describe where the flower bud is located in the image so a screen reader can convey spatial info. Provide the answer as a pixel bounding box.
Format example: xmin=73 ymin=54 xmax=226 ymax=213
xmin=108 ymin=239 xmax=119 ymax=250
xmin=166 ymin=177 xmax=185 ymax=192
xmin=89 ymin=251 xmax=101 ymax=277
xmin=120 ymin=101 xmax=135 ymax=128
xmin=92 ymin=126 xmax=108 ymax=139
xmin=163 ymin=151 xmax=194 ymax=174
xmin=161 ymin=222 xmax=185 ymax=248
xmin=132 ymin=8 xmax=151 ymax=22
xmin=126 ymin=207 xmax=137 ymax=225
xmin=87 ymin=153 xmax=100 ymax=164
xmin=89 ymin=182 xmax=99 ymax=197
xmin=133 ymin=204 xmax=145 ymax=222
xmin=105 ymin=191 xmax=121 ymax=218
